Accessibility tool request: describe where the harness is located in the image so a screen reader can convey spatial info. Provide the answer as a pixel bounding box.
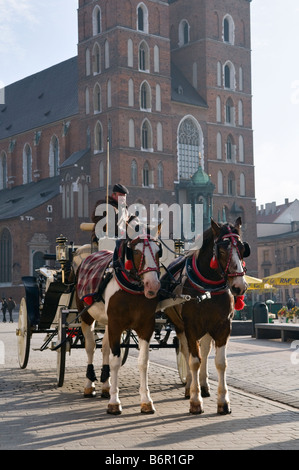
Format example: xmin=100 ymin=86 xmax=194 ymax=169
xmin=113 ymin=236 xmax=161 ymax=295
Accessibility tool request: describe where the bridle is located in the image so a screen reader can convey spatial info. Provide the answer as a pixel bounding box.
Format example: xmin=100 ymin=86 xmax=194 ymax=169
xmin=130 ymin=236 xmax=161 ymax=277
xmin=213 ymin=227 xmax=246 ymax=280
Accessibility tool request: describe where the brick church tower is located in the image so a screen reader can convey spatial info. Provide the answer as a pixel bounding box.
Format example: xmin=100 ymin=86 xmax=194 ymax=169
xmin=76 ymin=0 xmax=257 ymax=270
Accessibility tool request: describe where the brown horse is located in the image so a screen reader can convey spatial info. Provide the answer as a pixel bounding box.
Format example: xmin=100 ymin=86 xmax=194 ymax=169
xmin=75 ymin=230 xmax=162 ymax=415
xmin=163 ymin=217 xmax=250 ymax=415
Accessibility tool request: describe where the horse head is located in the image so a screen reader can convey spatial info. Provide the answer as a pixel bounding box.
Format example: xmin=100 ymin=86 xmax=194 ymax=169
xmin=124 ymin=223 xmax=162 ymax=299
xmin=210 ymin=217 xmax=249 ymax=296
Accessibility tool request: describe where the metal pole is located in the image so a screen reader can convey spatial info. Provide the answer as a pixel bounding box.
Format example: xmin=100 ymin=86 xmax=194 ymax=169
xmin=106 ymin=136 xmax=110 ymax=235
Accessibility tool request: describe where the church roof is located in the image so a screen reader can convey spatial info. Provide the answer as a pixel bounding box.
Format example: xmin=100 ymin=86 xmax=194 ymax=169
xmin=171 ymin=63 xmax=208 ymax=108
xmin=0 ymin=176 xmax=60 ymax=220
xmin=0 ymin=57 xmax=78 ymax=140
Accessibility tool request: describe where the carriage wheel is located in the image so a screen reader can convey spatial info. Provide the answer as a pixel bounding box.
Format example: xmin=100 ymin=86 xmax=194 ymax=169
xmin=56 ymin=311 xmax=67 ymax=387
xmin=173 ymin=336 xmax=188 ymax=385
xmin=121 ymin=330 xmax=130 ymax=366
xmin=17 ymin=297 xmax=31 ymax=369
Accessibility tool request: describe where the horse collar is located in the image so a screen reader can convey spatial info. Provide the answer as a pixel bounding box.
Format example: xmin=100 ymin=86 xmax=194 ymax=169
xmin=185 ymin=255 xmax=228 ymax=294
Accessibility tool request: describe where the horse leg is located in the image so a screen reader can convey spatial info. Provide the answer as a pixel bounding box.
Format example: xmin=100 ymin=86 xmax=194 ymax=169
xmin=215 ymin=343 xmax=231 ymax=415
xmin=199 ymin=333 xmax=213 ymax=398
xmin=100 ymin=327 xmax=110 ymax=398
xmin=107 ymin=328 xmax=122 ymax=415
xmin=188 ymin=340 xmax=204 ymax=415
xmin=176 ymin=331 xmax=191 ymax=399
xmin=138 ymin=338 xmax=155 ymax=414
xmin=81 ymin=320 xmax=97 ymax=397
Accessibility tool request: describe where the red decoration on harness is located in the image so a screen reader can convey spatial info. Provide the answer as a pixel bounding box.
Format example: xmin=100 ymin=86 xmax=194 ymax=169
xmin=83 ymin=295 xmax=94 ymax=306
xmin=125 ymin=260 xmax=134 ymax=271
xmin=210 ymin=256 xmax=219 ymax=270
xmin=235 ymin=295 xmax=245 ymax=311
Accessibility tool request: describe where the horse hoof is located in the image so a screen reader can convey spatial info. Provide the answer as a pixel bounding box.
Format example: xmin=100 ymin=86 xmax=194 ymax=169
xmin=189 ymin=403 xmax=204 ymax=415
xmin=84 ymin=387 xmax=96 ymax=398
xmin=101 ymin=388 xmax=110 ymax=399
xmin=201 ymin=386 xmax=210 ymax=398
xmin=141 ymin=402 xmax=155 ymax=414
xmin=107 ymin=403 xmax=122 ymax=415
xmin=184 ymin=388 xmax=190 ymax=399
xmin=217 ymin=403 xmax=231 ymax=415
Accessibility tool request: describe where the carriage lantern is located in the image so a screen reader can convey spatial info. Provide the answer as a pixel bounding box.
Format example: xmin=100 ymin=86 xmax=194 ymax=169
xmin=56 ymin=235 xmax=69 ymax=283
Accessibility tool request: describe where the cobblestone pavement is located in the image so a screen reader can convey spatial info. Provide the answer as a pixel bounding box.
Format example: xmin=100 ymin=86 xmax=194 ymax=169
xmin=1 ymin=317 xmax=299 ymax=451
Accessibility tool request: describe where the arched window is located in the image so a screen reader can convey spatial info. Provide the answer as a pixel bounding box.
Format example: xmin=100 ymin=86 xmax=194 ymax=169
xmin=141 ymin=119 xmax=153 ymax=150
xmin=178 ymin=116 xmax=203 ymax=180
xmin=223 ymin=15 xmax=235 ymax=44
xmin=139 ymin=41 xmax=149 ymax=71
xmin=63 ymin=174 xmax=74 ymax=219
xmin=94 ymin=121 xmax=103 ymax=153
xmin=23 ymin=144 xmax=32 ymax=184
xmin=92 ymin=6 xmax=101 ymax=36
xmin=239 ymin=135 xmax=244 ymax=162
xmin=85 ymin=48 xmax=91 ymax=76
xmin=92 ymin=43 xmax=101 ymax=75
xmin=107 ymin=79 xmax=112 ymax=107
xmin=137 ymin=3 xmax=149 ymax=33
xmin=238 ymin=100 xmax=244 ymax=126
xmin=226 ymin=135 xmax=235 ymax=161
xmin=179 ymin=19 xmax=190 ymax=46
xmin=143 ymin=161 xmax=150 ymax=187
xmin=217 ymin=170 xmax=223 ymax=194
xmin=129 ymin=119 xmax=135 ymax=148
xmin=140 ymin=81 xmax=151 ymax=110
xmin=240 ymin=173 xmax=246 ymax=196
xmin=99 ymin=161 xmax=104 ymax=187
xmin=156 ymin=84 xmax=161 ymax=111
xmin=0 ymin=151 xmax=7 ymax=190
xmin=217 ymin=132 xmax=222 ymax=160
xmin=85 ymin=87 xmax=90 ymax=114
xmin=157 ymin=162 xmax=164 ymax=188
xmin=228 ymin=172 xmax=236 ymax=196
xmin=224 ymin=61 xmax=235 ymax=90
xmin=49 ymin=136 xmax=59 ymax=177
xmin=0 ymin=228 xmax=12 ymax=283
xmin=131 ymin=159 xmax=138 ymax=186
xmin=104 ymin=40 xmax=110 ymax=69
xmin=216 ymin=96 xmax=221 ymax=122
xmin=93 ymin=83 xmax=101 ymax=113
xmin=225 ymin=97 xmax=235 ymax=125
xmin=128 ymin=39 xmax=133 ymax=67
xmin=154 ymin=45 xmax=160 ymax=73
xmin=128 ymin=79 xmax=134 ymax=107
xmin=157 ymin=122 xmax=163 ymax=151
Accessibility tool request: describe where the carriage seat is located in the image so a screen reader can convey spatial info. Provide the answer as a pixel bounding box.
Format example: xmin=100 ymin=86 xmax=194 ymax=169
xmin=22 ymin=276 xmax=40 ymax=326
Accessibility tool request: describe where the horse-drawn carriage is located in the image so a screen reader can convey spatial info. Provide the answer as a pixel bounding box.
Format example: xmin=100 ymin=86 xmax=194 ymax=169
xmin=16 ymin=217 xmax=250 ymax=415
xmin=16 ymin=234 xmax=189 ymax=388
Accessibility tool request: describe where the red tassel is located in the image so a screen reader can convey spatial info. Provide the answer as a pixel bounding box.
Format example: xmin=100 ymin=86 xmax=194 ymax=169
xmin=235 ymin=295 xmax=245 ymax=311
xmin=83 ymin=295 xmax=94 ymax=306
xmin=125 ymin=260 xmax=134 ymax=271
xmin=210 ymin=256 xmax=219 ymax=269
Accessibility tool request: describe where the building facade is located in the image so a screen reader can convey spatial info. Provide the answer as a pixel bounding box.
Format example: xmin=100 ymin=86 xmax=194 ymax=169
xmin=0 ymin=0 xmax=257 ymax=301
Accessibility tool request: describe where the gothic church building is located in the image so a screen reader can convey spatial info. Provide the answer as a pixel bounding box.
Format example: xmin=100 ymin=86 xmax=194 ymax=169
xmin=0 ymin=0 xmax=257 ymax=300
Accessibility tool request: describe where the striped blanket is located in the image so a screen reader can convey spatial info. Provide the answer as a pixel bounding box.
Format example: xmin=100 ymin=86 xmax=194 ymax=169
xmin=77 ymin=250 xmax=113 ymax=303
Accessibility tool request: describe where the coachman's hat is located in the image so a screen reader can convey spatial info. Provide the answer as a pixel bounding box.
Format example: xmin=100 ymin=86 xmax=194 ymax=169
xmin=112 ymin=183 xmax=129 ymax=195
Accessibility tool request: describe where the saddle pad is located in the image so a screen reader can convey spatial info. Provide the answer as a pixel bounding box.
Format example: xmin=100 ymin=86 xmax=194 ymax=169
xmin=77 ymin=250 xmax=113 ymax=301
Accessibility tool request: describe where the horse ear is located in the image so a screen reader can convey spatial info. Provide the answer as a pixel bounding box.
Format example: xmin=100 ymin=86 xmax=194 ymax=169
xmin=211 ymin=218 xmax=221 ymax=238
xmin=235 ymin=217 xmax=242 ymax=229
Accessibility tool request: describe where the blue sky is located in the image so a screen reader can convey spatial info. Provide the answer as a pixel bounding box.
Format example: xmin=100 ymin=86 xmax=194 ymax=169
xmin=0 ymin=0 xmax=298 ymax=207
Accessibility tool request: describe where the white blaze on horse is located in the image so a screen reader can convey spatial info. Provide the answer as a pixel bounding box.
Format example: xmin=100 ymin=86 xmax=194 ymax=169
xmin=75 ymin=226 xmax=162 ymax=415
xmin=163 ymin=217 xmax=250 ymax=415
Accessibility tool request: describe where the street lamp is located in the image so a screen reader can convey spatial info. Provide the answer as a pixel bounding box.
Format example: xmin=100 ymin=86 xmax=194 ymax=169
xmin=56 ymin=235 xmax=69 ymax=283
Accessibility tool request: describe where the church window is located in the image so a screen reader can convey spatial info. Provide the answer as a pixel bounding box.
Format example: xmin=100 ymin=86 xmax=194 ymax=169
xmin=141 ymin=119 xmax=153 ymax=151
xmin=217 ymin=170 xmax=223 ymax=194
xmin=223 ymin=15 xmax=235 ymax=44
xmin=143 ymin=161 xmax=150 ymax=187
xmin=140 ymin=81 xmax=151 ymax=110
xmin=131 ymin=159 xmax=138 ymax=186
xmin=49 ymin=136 xmax=59 ymax=177
xmin=157 ymin=162 xmax=164 ymax=188
xmin=240 ymin=173 xmax=246 ymax=196
xmin=128 ymin=39 xmax=133 ymax=67
xmin=178 ymin=117 xmax=203 ymax=180
xmin=92 ymin=6 xmax=101 ymax=36
xmin=92 ymin=43 xmax=101 ymax=75
xmin=23 ymin=144 xmax=32 ymax=184
xmin=94 ymin=121 xmax=103 ymax=153
xmin=139 ymin=41 xmax=149 ymax=72
xmin=178 ymin=20 xmax=190 ymax=47
xmin=228 ymin=172 xmax=236 ymax=195
xmin=0 ymin=151 xmax=7 ymax=190
xmin=157 ymin=122 xmax=163 ymax=151
xmin=224 ymin=61 xmax=235 ymax=90
xmin=137 ymin=4 xmax=149 ymax=33
xmin=93 ymin=83 xmax=101 ymax=113
xmin=225 ymin=97 xmax=235 ymax=125
xmin=129 ymin=119 xmax=135 ymax=148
